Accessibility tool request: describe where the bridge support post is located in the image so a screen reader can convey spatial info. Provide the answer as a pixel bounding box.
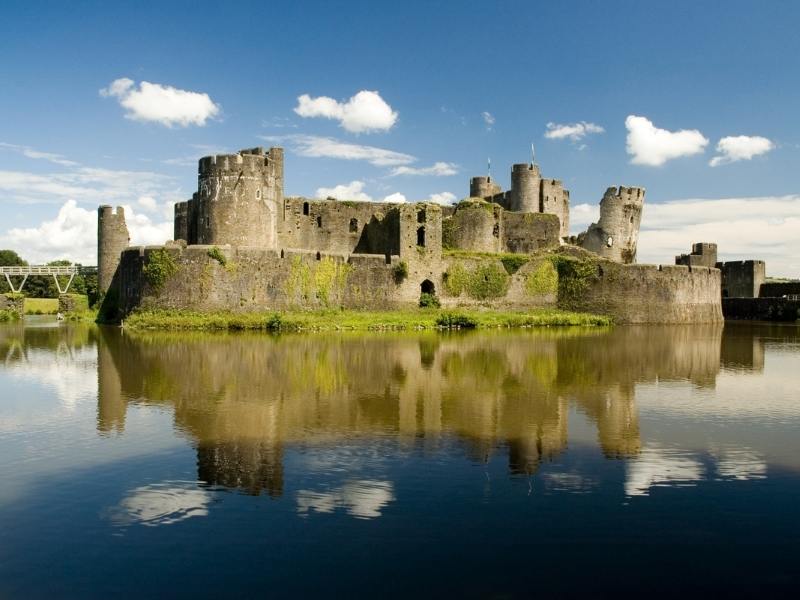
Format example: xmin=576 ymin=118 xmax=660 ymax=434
xmin=4 ymin=273 xmax=27 ymax=294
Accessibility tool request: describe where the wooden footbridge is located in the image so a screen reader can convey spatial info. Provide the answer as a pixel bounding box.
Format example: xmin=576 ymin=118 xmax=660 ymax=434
xmin=1 ymin=265 xmax=97 ymax=294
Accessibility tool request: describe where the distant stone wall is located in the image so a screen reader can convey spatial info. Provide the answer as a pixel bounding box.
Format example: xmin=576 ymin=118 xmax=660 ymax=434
xmin=501 ymin=212 xmax=560 ymax=254
xmin=278 ymin=197 xmax=401 ymax=256
xmin=723 ymin=297 xmax=800 ymax=321
xmin=442 ymin=201 xmax=560 ymax=255
xmin=718 ymin=260 xmax=765 ymax=298
xmin=444 ymin=201 xmax=502 ymax=253
xmin=759 ymin=281 xmax=800 ymax=298
xmin=564 ymin=261 xmax=723 ymax=323
xmin=676 ymin=242 xmax=717 ymax=268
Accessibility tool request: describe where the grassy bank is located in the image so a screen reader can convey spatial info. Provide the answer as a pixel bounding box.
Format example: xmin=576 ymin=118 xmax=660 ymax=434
xmin=24 ymin=298 xmax=58 ymax=315
xmin=123 ymin=308 xmax=612 ymax=332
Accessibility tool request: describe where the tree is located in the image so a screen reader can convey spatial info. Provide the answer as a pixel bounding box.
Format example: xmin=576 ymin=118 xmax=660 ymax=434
xmin=0 ymin=249 xmax=27 ymax=293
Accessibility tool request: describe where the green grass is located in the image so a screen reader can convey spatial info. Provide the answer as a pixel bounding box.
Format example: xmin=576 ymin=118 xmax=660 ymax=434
xmin=64 ymin=309 xmax=99 ymax=322
xmin=123 ymin=308 xmax=611 ymax=332
xmin=24 ymin=298 xmax=59 ymax=315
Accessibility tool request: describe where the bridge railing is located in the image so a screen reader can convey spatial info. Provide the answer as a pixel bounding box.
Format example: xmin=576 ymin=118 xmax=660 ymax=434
xmin=1 ymin=265 xmax=97 ymax=294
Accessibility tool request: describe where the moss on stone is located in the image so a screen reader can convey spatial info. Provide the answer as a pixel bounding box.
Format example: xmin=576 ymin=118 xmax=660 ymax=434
xmin=549 ymin=254 xmax=598 ymax=306
xmin=143 ymin=249 xmax=179 ymax=291
xmin=524 ymin=260 xmax=558 ymax=296
xmin=207 ymin=246 xmax=227 ymax=266
xmin=314 ymin=256 xmax=351 ymax=307
xmin=444 ymin=262 xmax=510 ymax=300
xmin=441 ymin=217 xmax=457 ymax=250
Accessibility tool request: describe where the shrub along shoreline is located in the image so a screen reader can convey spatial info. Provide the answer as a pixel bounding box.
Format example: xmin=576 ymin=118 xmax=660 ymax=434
xmin=122 ymin=308 xmax=612 ymax=332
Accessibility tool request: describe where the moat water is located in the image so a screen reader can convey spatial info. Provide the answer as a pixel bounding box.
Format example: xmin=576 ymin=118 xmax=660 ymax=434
xmin=1 ymin=319 xmax=799 ymax=597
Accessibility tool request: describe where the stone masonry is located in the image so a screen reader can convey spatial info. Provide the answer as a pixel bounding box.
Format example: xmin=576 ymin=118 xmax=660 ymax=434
xmin=99 ymin=145 xmax=724 ymax=323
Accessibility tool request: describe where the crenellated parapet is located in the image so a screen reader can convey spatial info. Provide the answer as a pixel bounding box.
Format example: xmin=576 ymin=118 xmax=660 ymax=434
xmin=193 ymin=147 xmax=283 ymax=248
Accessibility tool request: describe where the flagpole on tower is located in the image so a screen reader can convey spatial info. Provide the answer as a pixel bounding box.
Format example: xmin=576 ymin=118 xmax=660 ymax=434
xmin=531 ymin=143 xmax=535 ymax=167
xmin=487 ymin=157 xmax=491 ymax=180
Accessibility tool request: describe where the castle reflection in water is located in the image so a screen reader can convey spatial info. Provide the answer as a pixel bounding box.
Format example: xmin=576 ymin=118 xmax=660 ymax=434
xmin=0 ymin=321 xmax=784 ymax=498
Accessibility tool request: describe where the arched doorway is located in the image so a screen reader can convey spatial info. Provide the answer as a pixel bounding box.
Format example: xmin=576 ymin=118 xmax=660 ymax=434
xmin=421 ymin=279 xmax=435 ymax=295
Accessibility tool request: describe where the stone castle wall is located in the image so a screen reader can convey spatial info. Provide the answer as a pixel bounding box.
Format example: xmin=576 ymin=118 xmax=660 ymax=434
xmin=114 ymin=244 xmax=722 ymax=323
xmin=676 ymin=242 xmax=718 ymax=268
xmin=278 ymin=197 xmax=402 ymax=256
xmin=718 ymin=260 xmax=765 ymax=298
xmin=566 ymin=262 xmax=722 ymax=323
xmin=443 ymin=201 xmax=560 ymax=255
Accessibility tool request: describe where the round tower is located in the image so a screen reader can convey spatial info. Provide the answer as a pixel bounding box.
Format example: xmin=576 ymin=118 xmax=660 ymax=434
xmin=97 ymin=205 xmax=130 ymax=295
xmin=580 ymin=186 xmax=646 ymax=263
xmin=195 ymin=147 xmax=283 ymax=248
xmin=469 ymin=176 xmax=502 ymax=200
xmin=508 ymin=163 xmax=541 ymax=212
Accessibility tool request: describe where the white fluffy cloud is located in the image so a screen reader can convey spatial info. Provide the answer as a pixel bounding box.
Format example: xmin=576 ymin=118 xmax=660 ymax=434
xmin=481 ymin=111 xmax=495 ymax=130
xmin=315 ymin=180 xmax=372 ymax=201
xmin=545 ymin=121 xmax=604 ymax=141
xmin=100 ymin=78 xmax=220 ymax=127
xmin=625 ymin=115 xmax=709 ymax=166
xmin=389 ymin=162 xmax=458 ymax=177
xmin=0 ymin=166 xmax=176 ymax=207
xmin=638 ymin=195 xmax=800 ymax=277
xmin=264 ymin=134 xmax=414 ymax=167
xmin=294 ymin=90 xmax=398 ymax=133
xmin=426 ymin=192 xmax=457 ymax=205
xmin=0 ymin=200 xmax=173 ymax=265
xmin=382 ymin=192 xmax=407 ymax=203
xmin=571 ymin=195 xmax=800 ymax=277
xmin=710 ymin=135 xmax=774 ymax=167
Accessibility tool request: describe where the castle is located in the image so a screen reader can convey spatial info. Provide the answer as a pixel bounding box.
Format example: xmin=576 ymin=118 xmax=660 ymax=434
xmin=98 ymin=146 xmax=723 ymax=323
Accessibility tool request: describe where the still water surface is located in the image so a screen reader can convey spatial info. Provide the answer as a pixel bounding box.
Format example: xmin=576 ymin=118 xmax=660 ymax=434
xmin=1 ymin=319 xmax=799 ymax=597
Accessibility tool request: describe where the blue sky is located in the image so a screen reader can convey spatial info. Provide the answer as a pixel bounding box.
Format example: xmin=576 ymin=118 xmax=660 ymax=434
xmin=1 ymin=0 xmax=798 ymax=275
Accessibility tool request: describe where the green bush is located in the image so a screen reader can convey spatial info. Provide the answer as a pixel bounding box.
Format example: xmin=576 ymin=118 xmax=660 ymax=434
xmin=207 ymin=246 xmax=227 ymax=266
xmin=435 ymin=311 xmax=477 ymax=329
xmin=500 ymin=255 xmax=529 ymax=275
xmin=419 ymin=292 xmax=441 ymax=308
xmin=143 ymin=249 xmax=179 ymax=291
xmin=550 ymin=255 xmax=597 ymax=305
xmin=0 ymin=309 xmax=20 ymax=322
xmin=393 ymin=261 xmax=409 ymax=283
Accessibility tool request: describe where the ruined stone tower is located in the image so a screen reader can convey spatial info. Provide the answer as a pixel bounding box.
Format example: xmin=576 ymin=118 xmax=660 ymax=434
xmin=189 ymin=147 xmax=283 ymax=248
xmin=580 ymin=186 xmax=645 ymax=264
xmin=97 ymin=205 xmax=130 ymax=295
xmin=469 ymin=176 xmax=502 ymax=200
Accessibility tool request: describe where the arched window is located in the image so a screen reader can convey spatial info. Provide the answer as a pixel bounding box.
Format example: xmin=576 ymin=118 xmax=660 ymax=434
xmin=417 ymin=226 xmax=425 ymax=247
xmin=349 ymin=218 xmax=358 ymax=233
xmin=303 ymin=202 xmax=309 ymax=216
